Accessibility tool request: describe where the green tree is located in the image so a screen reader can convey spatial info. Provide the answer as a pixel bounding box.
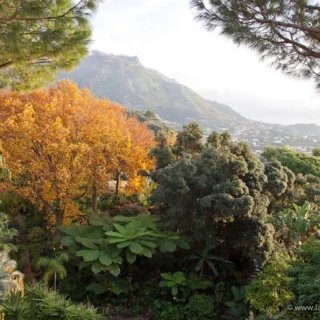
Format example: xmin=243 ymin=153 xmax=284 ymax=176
xmin=191 ymin=0 xmax=320 ymax=88
xmin=245 ymin=253 xmax=293 ymax=316
xmin=269 ymin=202 xmax=320 ymax=258
xmin=175 ymin=122 xmax=203 ymax=156
xmin=36 ymin=252 xmax=69 ymax=291
xmin=288 ymin=238 xmax=320 ymax=312
xmin=262 ymin=147 xmax=320 ymax=177
xmin=151 ymin=133 xmax=288 ymax=267
xmin=0 ymin=0 xmax=100 ymax=90
xmin=312 ymin=148 xmax=320 ymax=157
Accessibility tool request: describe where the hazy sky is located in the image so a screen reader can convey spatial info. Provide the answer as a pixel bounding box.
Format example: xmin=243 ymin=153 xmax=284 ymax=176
xmin=91 ymin=0 xmax=320 ymax=125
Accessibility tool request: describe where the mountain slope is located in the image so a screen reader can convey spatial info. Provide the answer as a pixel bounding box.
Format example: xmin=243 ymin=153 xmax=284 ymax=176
xmin=58 ymin=51 xmax=245 ymax=130
xmin=57 ymin=51 xmax=320 ymax=153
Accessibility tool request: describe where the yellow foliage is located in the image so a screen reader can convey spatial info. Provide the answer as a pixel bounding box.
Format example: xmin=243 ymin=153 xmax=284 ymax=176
xmin=0 ymin=81 xmax=155 ymax=230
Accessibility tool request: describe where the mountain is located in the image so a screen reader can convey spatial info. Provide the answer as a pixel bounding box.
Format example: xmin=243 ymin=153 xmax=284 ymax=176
xmin=58 ymin=51 xmax=320 ymax=153
xmin=57 ymin=51 xmax=245 ymax=132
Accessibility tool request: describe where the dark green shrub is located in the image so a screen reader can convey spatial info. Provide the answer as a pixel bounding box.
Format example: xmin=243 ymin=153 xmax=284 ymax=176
xmin=183 ymin=294 xmax=216 ymax=320
xmin=152 ymin=300 xmax=184 ymax=320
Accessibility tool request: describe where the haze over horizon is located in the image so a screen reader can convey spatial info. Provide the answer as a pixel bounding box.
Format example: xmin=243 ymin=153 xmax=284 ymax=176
xmin=91 ymin=0 xmax=320 ymax=125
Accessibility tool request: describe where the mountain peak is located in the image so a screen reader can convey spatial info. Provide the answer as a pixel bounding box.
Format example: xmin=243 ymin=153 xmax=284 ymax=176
xmin=90 ymin=51 xmax=141 ymax=64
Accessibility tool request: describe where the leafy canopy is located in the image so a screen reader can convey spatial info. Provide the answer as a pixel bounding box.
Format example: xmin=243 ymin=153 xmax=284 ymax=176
xmin=36 ymin=252 xmax=69 ymax=286
xmin=262 ymin=146 xmax=320 ymax=177
xmin=59 ymin=214 xmax=190 ymax=277
xmin=0 ymin=0 xmax=101 ymax=90
xmin=0 ymin=81 xmax=155 ymax=230
xmin=151 ymin=131 xmax=285 ymax=266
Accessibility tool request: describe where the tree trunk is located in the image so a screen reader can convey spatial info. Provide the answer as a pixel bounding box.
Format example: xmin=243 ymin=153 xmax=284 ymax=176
xmin=18 ymin=210 xmax=35 ymax=283
xmin=92 ymin=181 xmax=98 ymax=212
xmin=54 ymin=271 xmax=57 ymax=292
xmin=55 ymin=198 xmax=64 ymax=231
xmin=55 ymin=209 xmax=64 ymax=230
xmin=200 ymin=261 xmax=204 ymax=279
xmin=115 ymin=169 xmax=121 ymax=200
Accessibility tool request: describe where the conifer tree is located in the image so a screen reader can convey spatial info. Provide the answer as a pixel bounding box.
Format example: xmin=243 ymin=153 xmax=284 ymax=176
xmin=151 ymin=132 xmax=282 ymax=266
xmin=0 ymin=0 xmax=100 ymax=90
xmin=191 ymin=0 xmax=320 ymax=87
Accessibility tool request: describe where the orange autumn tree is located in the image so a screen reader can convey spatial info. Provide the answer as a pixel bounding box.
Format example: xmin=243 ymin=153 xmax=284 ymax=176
xmin=0 ymin=80 xmax=155 ymax=229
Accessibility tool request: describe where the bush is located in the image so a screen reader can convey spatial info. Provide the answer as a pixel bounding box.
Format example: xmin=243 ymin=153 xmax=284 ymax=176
xmin=0 ymin=283 xmax=100 ymax=320
xmin=183 ymin=294 xmax=216 ymax=320
xmin=152 ymin=300 xmax=184 ymax=320
xmin=245 ymin=253 xmax=292 ymax=315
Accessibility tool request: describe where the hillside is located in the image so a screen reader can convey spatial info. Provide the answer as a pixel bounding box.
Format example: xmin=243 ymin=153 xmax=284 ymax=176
xmin=58 ymin=51 xmax=320 ymax=153
xmin=58 ymin=51 xmax=245 ymax=131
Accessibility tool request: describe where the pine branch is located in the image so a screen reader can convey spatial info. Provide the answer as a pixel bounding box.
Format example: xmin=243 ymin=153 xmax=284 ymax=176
xmin=0 ymin=0 xmax=86 ymax=24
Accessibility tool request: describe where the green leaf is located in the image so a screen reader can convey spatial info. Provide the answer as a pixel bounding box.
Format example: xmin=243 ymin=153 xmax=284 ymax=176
xmin=58 ymin=225 xmax=77 ymax=237
xmin=177 ymin=239 xmax=191 ymax=250
xmin=108 ymin=237 xmax=127 ymax=244
xmin=141 ymin=247 xmax=153 ymax=258
xmin=159 ymin=239 xmax=177 ymax=253
xmin=61 ymin=236 xmax=75 ymax=246
xmin=91 ymin=262 xmax=103 ymax=274
xmin=129 ymin=242 xmax=143 ymax=254
xmin=195 ymin=260 xmax=202 ymax=272
xmin=112 ymin=255 xmax=123 ymax=264
xmin=109 ymin=280 xmax=130 ymax=295
xmin=99 ymin=253 xmax=112 ymax=266
xmin=90 ymin=216 xmax=112 ymax=227
xmin=103 ymin=224 xmax=114 ymax=232
xmin=161 ymin=273 xmax=173 ymax=281
xmin=75 ymin=237 xmax=98 ymax=249
xmin=126 ymin=250 xmax=137 ymax=264
xmin=86 ymin=283 xmax=106 ymax=294
xmin=112 ymin=215 xmax=133 ymax=223
xmin=113 ymin=223 xmax=128 ymax=234
xmin=207 ymin=260 xmax=219 ymax=276
xmin=109 ymin=264 xmax=121 ymax=277
xmin=106 ymin=231 xmax=127 ymax=238
xmin=116 ymin=241 xmax=132 ymax=248
xmin=138 ymin=239 xmax=157 ymax=248
xmin=76 ymin=250 xmax=101 ymax=262
xmin=172 ymin=286 xmax=178 ymax=296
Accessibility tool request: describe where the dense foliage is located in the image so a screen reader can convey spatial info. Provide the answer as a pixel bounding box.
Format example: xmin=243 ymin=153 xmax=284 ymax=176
xmin=1 ymin=284 xmax=100 ymax=320
xmin=1 ymin=7 xmax=320 ymax=315
xmin=0 ymin=81 xmax=155 ymax=230
xmin=262 ymin=146 xmax=320 ymax=177
xmin=0 ymin=0 xmax=101 ymax=90
xmin=59 ymin=214 xmax=189 ymax=277
xmin=151 ymin=126 xmax=289 ymax=267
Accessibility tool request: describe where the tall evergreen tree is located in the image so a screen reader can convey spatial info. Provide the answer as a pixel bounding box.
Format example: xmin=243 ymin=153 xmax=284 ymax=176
xmin=191 ymin=0 xmax=320 ymax=88
xmin=175 ymin=122 xmax=203 ymax=156
xmin=0 ymin=0 xmax=100 ymax=90
xmin=151 ymin=132 xmax=294 ymax=267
